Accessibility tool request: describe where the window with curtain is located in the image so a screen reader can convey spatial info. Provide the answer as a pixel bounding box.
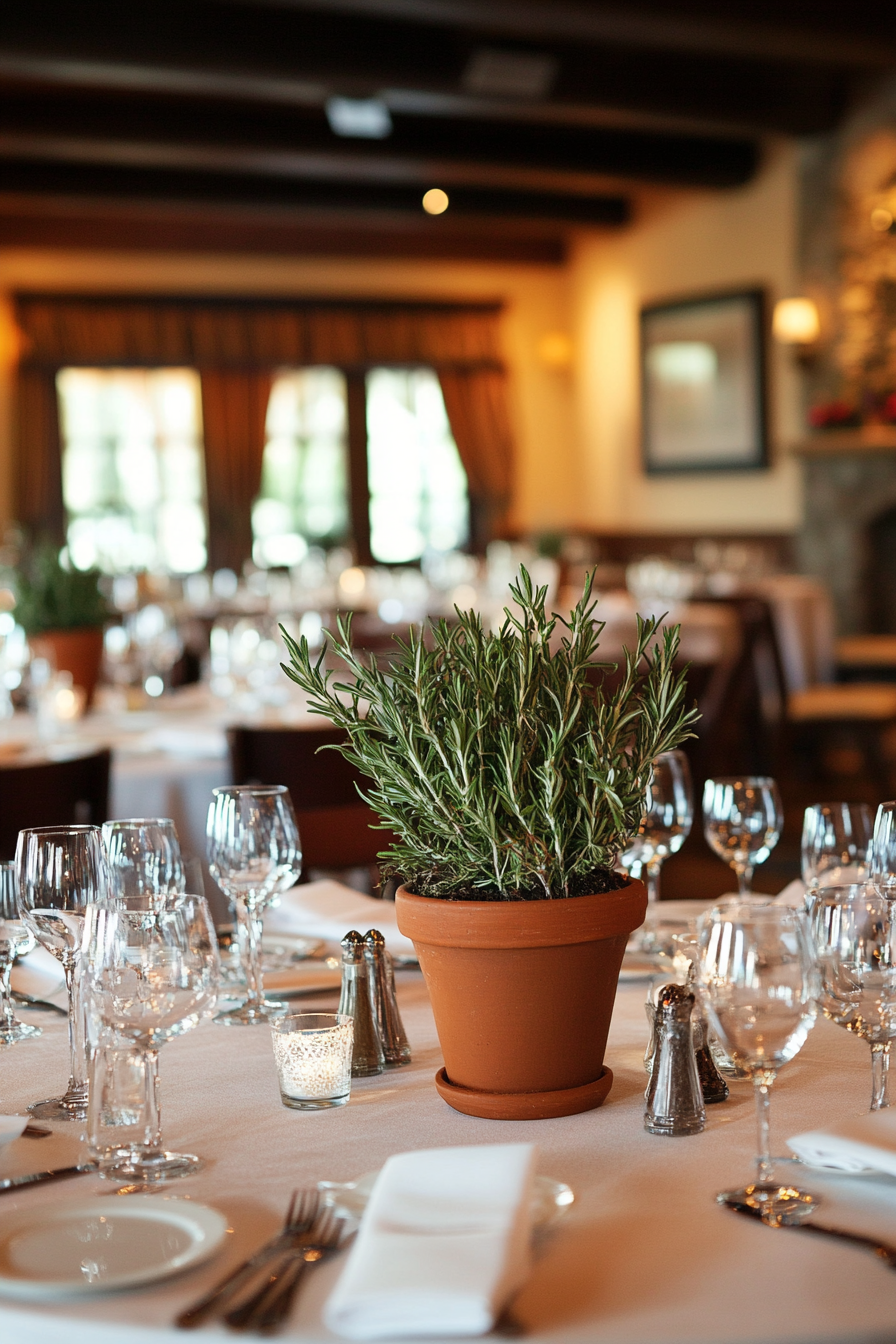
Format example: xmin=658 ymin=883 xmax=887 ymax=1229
xmin=252 ymin=365 xmax=469 ymax=567
xmin=56 ymin=368 xmax=208 ymax=574
xmin=251 ymin=367 xmax=350 ymax=568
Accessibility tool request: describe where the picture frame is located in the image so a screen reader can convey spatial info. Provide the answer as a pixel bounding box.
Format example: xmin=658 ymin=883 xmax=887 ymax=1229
xmin=640 ymin=287 xmax=768 ymax=474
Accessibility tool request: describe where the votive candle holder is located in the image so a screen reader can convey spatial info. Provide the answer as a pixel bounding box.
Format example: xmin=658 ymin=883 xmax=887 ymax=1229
xmin=272 ymin=1013 xmax=354 ymax=1110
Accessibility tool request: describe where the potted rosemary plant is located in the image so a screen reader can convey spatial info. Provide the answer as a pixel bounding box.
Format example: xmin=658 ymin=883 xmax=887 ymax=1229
xmin=282 ymin=570 xmax=696 ymax=1119
xmin=15 ymin=545 xmax=108 ymax=705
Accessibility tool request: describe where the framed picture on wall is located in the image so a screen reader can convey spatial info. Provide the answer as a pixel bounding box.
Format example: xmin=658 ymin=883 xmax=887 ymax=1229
xmin=640 ymin=288 xmax=768 ymax=473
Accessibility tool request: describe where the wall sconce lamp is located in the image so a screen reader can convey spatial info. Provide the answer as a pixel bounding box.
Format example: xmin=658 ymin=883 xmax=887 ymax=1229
xmin=772 ymin=297 xmax=821 ymax=363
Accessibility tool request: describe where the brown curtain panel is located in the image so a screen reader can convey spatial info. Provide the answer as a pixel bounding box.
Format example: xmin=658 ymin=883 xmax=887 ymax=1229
xmin=14 ymin=367 xmax=65 ymax=544
xmin=438 ymin=368 xmax=515 ymax=551
xmin=200 ymin=371 xmax=272 ymax=573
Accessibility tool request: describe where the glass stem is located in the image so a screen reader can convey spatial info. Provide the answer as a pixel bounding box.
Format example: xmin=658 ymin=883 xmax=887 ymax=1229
xmin=753 ymin=1072 xmax=775 ymax=1185
xmin=871 ymin=1043 xmax=890 ymax=1111
xmin=238 ymin=897 xmax=265 ymax=1011
xmin=645 ymin=862 xmax=662 ymax=904
xmin=0 ymin=956 xmax=15 ymax=1030
xmin=142 ymin=1048 xmax=162 ymax=1151
xmin=64 ymin=955 xmax=88 ymax=1098
xmin=737 ymin=865 xmax=754 ymax=897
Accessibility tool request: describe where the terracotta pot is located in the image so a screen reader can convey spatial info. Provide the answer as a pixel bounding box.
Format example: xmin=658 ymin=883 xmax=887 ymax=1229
xmin=30 ymin=626 xmax=105 ymax=706
xmin=396 ymin=878 xmax=647 ymax=1120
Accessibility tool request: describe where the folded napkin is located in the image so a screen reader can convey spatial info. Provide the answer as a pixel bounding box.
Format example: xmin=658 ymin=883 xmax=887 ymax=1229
xmin=789 ymin=1111 xmax=896 ymax=1174
xmin=0 ymin=1116 xmax=26 ymax=1147
xmin=774 ymin=879 xmax=807 ymax=908
xmin=265 ymin=879 xmax=416 ymax=958
xmin=324 ymin=1144 xmax=536 ymax=1340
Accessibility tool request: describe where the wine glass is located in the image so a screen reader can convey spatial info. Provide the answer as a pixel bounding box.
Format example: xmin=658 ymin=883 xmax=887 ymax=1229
xmin=83 ymin=893 xmax=219 ymax=1181
xmin=620 ymin=750 xmax=693 ymax=904
xmin=0 ymin=861 xmax=40 ymax=1045
xmin=811 ymin=883 xmax=896 ymax=1111
xmin=802 ymin=802 xmax=872 ymax=892
xmin=870 ymin=802 xmax=896 ymax=900
xmin=703 ymin=776 xmax=783 ymax=896
xmin=102 ymin=818 xmax=185 ymax=907
xmin=697 ymin=902 xmax=818 ymax=1221
xmin=206 ymin=785 xmax=302 ymax=1026
xmin=16 ymin=825 xmax=109 ymax=1120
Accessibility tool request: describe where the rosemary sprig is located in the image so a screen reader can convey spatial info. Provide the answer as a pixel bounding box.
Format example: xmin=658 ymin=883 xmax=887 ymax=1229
xmin=281 ymin=567 xmax=698 ymax=900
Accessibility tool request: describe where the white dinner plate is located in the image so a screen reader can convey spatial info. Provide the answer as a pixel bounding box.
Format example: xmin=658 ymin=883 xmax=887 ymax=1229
xmin=0 ymin=1198 xmax=227 ymax=1299
xmin=319 ymin=1172 xmax=574 ymax=1229
xmin=263 ymin=959 xmax=343 ymax=997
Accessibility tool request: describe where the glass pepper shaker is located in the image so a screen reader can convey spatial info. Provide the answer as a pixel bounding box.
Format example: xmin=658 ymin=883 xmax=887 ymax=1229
xmin=338 ymin=930 xmax=384 ymax=1077
xmin=364 ymin=929 xmax=411 ymax=1067
xmin=644 ymin=982 xmax=706 ymax=1136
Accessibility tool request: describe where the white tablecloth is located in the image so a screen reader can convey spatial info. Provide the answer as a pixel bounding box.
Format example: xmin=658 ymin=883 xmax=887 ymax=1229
xmin=1 ymin=969 xmax=895 ymax=1344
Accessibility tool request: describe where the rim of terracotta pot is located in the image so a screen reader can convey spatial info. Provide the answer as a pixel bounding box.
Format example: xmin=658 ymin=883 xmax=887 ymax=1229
xmin=395 ymin=878 xmax=646 ymax=949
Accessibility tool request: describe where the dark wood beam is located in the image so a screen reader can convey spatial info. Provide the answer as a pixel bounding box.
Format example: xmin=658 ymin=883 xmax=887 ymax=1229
xmin=0 ymin=194 xmax=569 ymax=263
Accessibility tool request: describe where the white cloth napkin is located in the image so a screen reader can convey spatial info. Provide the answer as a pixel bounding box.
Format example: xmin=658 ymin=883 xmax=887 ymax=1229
xmin=774 ymin=879 xmax=807 ymax=908
xmin=265 ymin=879 xmax=417 ymax=958
xmin=10 ymin=946 xmax=67 ymax=1006
xmin=0 ymin=1116 xmax=26 ymax=1147
xmin=324 ymin=1144 xmax=537 ymax=1340
xmin=789 ymin=1111 xmax=896 ymax=1174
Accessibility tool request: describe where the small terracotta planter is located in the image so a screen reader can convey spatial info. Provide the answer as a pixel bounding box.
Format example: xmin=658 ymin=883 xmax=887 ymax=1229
xmin=395 ymin=878 xmax=647 ymax=1120
xmin=30 ymin=626 xmax=105 ymax=706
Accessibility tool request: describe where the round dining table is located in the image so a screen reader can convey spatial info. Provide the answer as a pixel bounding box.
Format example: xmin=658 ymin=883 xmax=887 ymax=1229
xmin=0 ymin=965 xmax=894 ymax=1344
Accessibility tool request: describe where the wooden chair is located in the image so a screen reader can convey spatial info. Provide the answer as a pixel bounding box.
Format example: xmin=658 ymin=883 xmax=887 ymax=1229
xmin=227 ymin=726 xmax=389 ymax=880
xmin=0 ymin=747 xmax=111 ymax=859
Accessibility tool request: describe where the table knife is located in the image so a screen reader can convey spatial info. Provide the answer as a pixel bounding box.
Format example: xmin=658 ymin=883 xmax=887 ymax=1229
xmin=720 ymin=1192 xmax=896 ymax=1269
xmin=0 ymin=1162 xmax=99 ymax=1193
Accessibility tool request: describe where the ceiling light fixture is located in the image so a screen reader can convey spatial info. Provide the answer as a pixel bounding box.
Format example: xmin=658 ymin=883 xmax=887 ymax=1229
xmin=422 ymin=188 xmax=449 ymax=215
xmin=325 ymin=97 xmax=392 ymax=139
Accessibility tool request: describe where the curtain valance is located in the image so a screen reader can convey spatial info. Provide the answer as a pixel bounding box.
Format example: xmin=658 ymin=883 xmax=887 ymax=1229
xmin=13 ymin=294 xmax=505 ymax=372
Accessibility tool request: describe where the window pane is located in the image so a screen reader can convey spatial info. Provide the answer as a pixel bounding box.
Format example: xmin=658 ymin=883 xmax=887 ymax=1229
xmin=252 ymin=368 xmax=349 ymax=567
xmin=366 ymin=368 xmax=469 ymax=564
xmin=56 ymin=368 xmax=208 ymax=574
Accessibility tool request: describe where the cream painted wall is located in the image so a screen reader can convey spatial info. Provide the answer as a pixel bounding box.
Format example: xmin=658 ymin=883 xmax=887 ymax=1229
xmin=571 ymin=141 xmax=804 ymax=534
xmin=0 ymin=249 xmax=576 ymax=536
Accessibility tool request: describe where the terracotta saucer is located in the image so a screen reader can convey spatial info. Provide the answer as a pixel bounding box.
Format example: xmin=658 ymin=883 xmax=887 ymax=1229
xmin=434 ymin=1066 xmax=613 ymax=1120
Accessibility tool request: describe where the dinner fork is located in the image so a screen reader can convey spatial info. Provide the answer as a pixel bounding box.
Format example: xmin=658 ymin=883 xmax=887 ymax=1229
xmin=224 ymin=1208 xmax=345 ymax=1333
xmin=175 ymin=1188 xmax=320 ymax=1329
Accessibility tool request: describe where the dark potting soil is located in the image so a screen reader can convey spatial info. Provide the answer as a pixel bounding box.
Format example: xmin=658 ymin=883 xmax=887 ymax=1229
xmin=406 ymin=866 xmax=628 ymax=902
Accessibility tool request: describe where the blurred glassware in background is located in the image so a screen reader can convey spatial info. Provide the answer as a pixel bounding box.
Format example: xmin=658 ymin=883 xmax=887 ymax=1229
xmin=802 ymin=802 xmax=873 ymax=892
xmin=128 ymin=603 xmax=183 ymax=698
xmin=0 ymin=859 xmax=40 ymax=1045
xmin=620 ymin=750 xmax=693 ymax=905
xmin=870 ymin=802 xmax=896 ymax=901
xmin=703 ymin=776 xmax=783 ymax=896
xmin=812 ymin=883 xmax=896 ymax=1111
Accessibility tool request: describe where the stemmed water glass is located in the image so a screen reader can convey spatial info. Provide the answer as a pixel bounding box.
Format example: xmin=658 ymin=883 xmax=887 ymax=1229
xmin=703 ymin=776 xmax=783 ymax=896
xmin=206 ymin=785 xmax=303 ymax=1026
xmin=0 ymin=861 xmax=40 ymax=1045
xmin=83 ymin=893 xmax=219 ymax=1181
xmin=16 ymin=825 xmax=109 ymax=1120
xmin=697 ymin=902 xmax=818 ymax=1220
xmin=811 ymin=884 xmax=896 ymax=1111
xmin=620 ymin=750 xmax=693 ymax=904
xmin=802 ymin=802 xmax=872 ymax=892
xmin=870 ymin=802 xmax=896 ymax=900
xmin=102 ymin=818 xmax=185 ymax=907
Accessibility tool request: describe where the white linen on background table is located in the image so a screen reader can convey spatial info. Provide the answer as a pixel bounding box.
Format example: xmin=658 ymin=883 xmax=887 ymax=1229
xmin=323 ymin=1143 xmax=536 ymax=1339
xmin=4 ymin=966 xmax=896 ymax=1342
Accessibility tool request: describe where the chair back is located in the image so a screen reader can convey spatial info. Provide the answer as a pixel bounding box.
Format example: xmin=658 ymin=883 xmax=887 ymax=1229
xmin=227 ymin=726 xmax=387 ymax=875
xmin=0 ymin=747 xmax=111 ymax=859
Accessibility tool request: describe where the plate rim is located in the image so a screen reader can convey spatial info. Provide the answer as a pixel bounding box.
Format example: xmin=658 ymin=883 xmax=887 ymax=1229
xmin=0 ymin=1197 xmax=227 ymax=1299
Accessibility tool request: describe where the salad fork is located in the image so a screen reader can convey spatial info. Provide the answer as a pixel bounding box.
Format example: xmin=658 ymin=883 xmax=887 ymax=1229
xmin=176 ymin=1188 xmax=319 ymax=1329
xmin=225 ymin=1208 xmax=346 ymax=1333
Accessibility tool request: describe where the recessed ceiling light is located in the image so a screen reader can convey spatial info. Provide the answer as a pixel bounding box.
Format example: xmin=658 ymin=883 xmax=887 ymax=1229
xmin=422 ymin=188 xmax=449 ymax=215
xmin=325 ymin=97 xmax=392 ymax=139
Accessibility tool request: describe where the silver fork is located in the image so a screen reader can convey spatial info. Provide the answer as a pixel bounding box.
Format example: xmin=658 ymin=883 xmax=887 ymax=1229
xmin=224 ymin=1208 xmax=346 ymax=1334
xmin=176 ymin=1188 xmax=320 ymax=1329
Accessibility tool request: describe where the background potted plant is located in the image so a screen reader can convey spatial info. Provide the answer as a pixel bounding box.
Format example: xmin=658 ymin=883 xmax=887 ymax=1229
xmin=283 ymin=570 xmax=696 ymax=1120
xmin=14 ymin=544 xmax=109 ymax=705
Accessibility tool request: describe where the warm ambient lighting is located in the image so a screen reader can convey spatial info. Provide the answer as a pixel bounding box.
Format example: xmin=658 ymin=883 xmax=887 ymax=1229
xmin=772 ymin=297 xmax=820 ymax=346
xmin=871 ymin=207 xmax=894 ymax=232
xmin=422 ymin=188 xmax=449 ymax=215
xmin=537 ymin=332 xmax=574 ymax=369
